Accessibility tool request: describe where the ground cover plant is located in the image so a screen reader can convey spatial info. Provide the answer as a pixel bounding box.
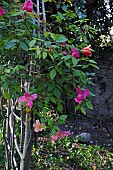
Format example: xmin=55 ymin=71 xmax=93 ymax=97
xmin=0 ymin=0 xmax=113 ymax=170
xmin=31 ymin=132 xmax=113 ymax=170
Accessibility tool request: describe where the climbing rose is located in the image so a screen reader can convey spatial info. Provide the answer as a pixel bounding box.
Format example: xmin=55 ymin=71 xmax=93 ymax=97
xmin=0 ymin=6 xmax=6 ymax=16
xmin=62 ymin=51 xmax=67 ymax=55
xmin=75 ymin=88 xmax=90 ymax=104
xmin=22 ymin=0 xmax=33 ymax=12
xmin=82 ymin=45 xmax=92 ymax=56
xmin=60 ymin=42 xmax=66 ymax=46
xmin=70 ymin=48 xmax=80 ymax=58
xmin=51 ymin=130 xmax=71 ymax=142
xmin=33 ymin=120 xmax=45 ymax=133
xmin=19 ymin=92 xmax=37 ymax=108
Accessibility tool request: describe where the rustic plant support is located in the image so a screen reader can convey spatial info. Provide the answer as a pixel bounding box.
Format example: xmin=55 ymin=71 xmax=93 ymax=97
xmin=1 ymin=0 xmax=47 ymax=169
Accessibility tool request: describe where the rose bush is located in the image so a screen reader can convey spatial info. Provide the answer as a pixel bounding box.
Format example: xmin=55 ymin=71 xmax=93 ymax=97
xmin=0 ymin=0 xmax=98 ymax=169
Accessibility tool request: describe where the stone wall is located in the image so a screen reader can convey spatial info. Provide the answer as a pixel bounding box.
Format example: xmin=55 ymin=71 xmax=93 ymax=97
xmin=92 ymin=55 xmax=113 ymax=117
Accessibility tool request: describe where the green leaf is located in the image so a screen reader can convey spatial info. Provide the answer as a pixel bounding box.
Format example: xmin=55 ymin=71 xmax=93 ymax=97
xmin=40 ymin=118 xmax=46 ymax=123
xmin=55 ymin=66 xmax=63 ymax=75
xmin=56 ymin=36 xmax=67 ymax=42
xmin=57 ymin=103 xmax=63 ymax=112
xmin=83 ymin=36 xmax=88 ymax=43
xmin=59 ymin=27 xmax=62 ymax=33
xmin=80 ymin=72 xmax=86 ymax=84
xmin=50 ymin=69 xmax=56 ymax=79
xmin=52 ymin=128 xmax=56 ymax=135
xmin=19 ymin=42 xmax=28 ymax=51
xmin=75 ymin=104 xmax=80 ymax=111
xmin=73 ymin=70 xmax=80 ymax=77
xmin=88 ymin=60 xmax=97 ymax=64
xmin=44 ymin=97 xmax=49 ymax=104
xmin=72 ymin=57 xmax=78 ymax=66
xmin=64 ymin=59 xmax=71 ymax=68
xmin=50 ymin=97 xmax=57 ymax=103
xmin=36 ymin=49 xmax=41 ymax=55
xmin=4 ymin=69 xmax=10 ymax=73
xmin=62 ymin=55 xmax=71 ymax=60
xmin=53 ymin=126 xmax=60 ymax=131
xmin=48 ymin=120 xmax=53 ymax=128
xmin=49 ymin=52 xmax=54 ymax=60
xmin=57 ymin=12 xmax=64 ymax=19
xmin=59 ymin=115 xmax=67 ymax=121
xmin=57 ymin=60 xmax=63 ymax=66
xmin=3 ymin=91 xmax=10 ymax=99
xmin=37 ymin=112 xmax=42 ymax=117
xmin=5 ymin=42 xmax=16 ymax=49
xmin=90 ymin=92 xmax=96 ymax=97
xmin=42 ymin=108 xmax=47 ymax=115
xmin=8 ymin=39 xmax=19 ymax=43
xmin=90 ymin=64 xmax=99 ymax=69
xmin=50 ymin=32 xmax=57 ymax=41
xmin=2 ymin=82 xmax=9 ymax=89
xmin=42 ymin=52 xmax=47 ymax=59
xmin=29 ymin=40 xmax=36 ymax=48
xmin=58 ymin=120 xmax=64 ymax=125
xmin=54 ymin=88 xmax=61 ymax=98
xmin=80 ymin=106 xmax=86 ymax=114
xmin=86 ymin=101 xmax=93 ymax=110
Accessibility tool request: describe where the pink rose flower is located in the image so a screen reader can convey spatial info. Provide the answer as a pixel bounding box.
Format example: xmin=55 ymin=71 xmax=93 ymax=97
xmin=75 ymin=88 xmax=90 ymax=104
xmin=22 ymin=0 xmax=33 ymax=12
xmin=33 ymin=120 xmax=45 ymax=133
xmin=70 ymin=48 xmax=80 ymax=58
xmin=0 ymin=6 xmax=6 ymax=16
xmin=51 ymin=130 xmax=71 ymax=142
xmin=19 ymin=92 xmax=37 ymax=108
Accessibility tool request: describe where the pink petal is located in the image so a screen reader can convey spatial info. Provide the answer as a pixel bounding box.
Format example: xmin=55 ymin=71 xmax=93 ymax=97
xmin=70 ymin=48 xmax=80 ymax=58
xmin=83 ymin=89 xmax=90 ymax=99
xmin=75 ymin=97 xmax=83 ymax=104
xmin=51 ymin=135 xmax=58 ymax=141
xmin=56 ymin=130 xmax=63 ymax=136
xmin=27 ymin=5 xmax=33 ymax=12
xmin=19 ymin=96 xmax=26 ymax=102
xmin=1 ymin=10 xmax=6 ymax=14
xmin=30 ymin=94 xmax=37 ymax=101
xmin=33 ymin=123 xmax=36 ymax=127
xmin=34 ymin=128 xmax=39 ymax=132
xmin=36 ymin=120 xmax=40 ymax=124
xmin=0 ymin=6 xmax=6 ymax=16
xmin=56 ymin=130 xmax=65 ymax=138
xmin=63 ymin=131 xmax=71 ymax=136
xmin=24 ymin=92 xmax=30 ymax=98
xmin=22 ymin=1 xmax=33 ymax=12
xmin=34 ymin=127 xmax=43 ymax=133
xmin=76 ymin=88 xmax=82 ymax=94
xmin=26 ymin=100 xmax=33 ymax=108
xmin=62 ymin=51 xmax=67 ymax=55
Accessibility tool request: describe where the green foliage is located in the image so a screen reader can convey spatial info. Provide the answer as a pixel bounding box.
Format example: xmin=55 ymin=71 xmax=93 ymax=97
xmin=0 ymin=0 xmax=97 ymax=140
xmin=31 ymin=135 xmax=113 ymax=170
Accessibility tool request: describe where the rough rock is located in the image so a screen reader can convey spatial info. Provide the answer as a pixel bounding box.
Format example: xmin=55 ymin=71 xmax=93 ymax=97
xmin=76 ymin=132 xmax=91 ymax=142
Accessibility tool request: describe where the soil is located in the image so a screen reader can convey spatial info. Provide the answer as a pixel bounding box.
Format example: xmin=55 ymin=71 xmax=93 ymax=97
xmin=68 ymin=113 xmax=113 ymax=147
